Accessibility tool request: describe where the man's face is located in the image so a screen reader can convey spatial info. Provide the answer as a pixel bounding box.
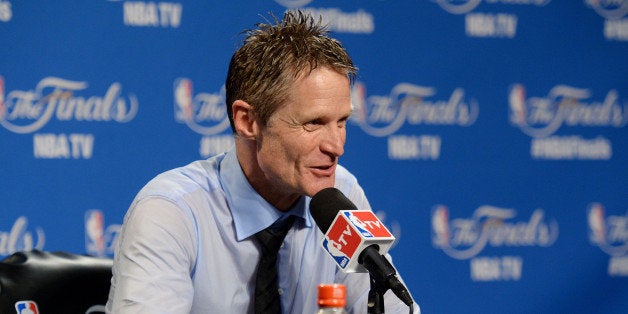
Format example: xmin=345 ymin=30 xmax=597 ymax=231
xmin=255 ymin=66 xmax=352 ymax=200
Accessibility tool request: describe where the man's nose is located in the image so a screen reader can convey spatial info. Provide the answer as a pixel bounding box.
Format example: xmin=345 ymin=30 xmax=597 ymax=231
xmin=321 ymin=125 xmax=345 ymax=157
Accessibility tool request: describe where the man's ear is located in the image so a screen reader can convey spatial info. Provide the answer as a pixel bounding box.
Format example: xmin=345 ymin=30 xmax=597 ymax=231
xmin=232 ymin=99 xmax=258 ymax=139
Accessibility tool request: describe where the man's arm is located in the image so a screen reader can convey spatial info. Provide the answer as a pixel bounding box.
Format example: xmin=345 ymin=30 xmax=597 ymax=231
xmin=106 ymin=197 xmax=197 ymax=313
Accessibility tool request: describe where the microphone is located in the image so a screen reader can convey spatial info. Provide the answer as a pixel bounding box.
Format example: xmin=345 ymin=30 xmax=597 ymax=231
xmin=310 ymin=187 xmax=413 ymax=307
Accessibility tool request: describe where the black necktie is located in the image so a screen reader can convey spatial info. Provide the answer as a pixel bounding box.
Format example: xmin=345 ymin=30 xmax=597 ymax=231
xmin=254 ymin=216 xmax=296 ymax=314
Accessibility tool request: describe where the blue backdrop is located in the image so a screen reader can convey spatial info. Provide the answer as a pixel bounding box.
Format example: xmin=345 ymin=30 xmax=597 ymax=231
xmin=1 ymin=1 xmax=627 ymax=313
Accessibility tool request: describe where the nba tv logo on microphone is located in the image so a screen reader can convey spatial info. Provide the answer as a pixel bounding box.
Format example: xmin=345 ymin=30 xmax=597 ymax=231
xmin=322 ymin=210 xmax=395 ymax=272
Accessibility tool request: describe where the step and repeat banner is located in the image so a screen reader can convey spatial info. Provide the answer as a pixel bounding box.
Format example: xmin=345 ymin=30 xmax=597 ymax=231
xmin=1 ymin=1 xmax=627 ymax=313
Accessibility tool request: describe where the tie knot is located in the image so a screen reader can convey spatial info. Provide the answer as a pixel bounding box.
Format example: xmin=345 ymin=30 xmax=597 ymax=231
xmin=255 ymin=216 xmax=296 ymax=253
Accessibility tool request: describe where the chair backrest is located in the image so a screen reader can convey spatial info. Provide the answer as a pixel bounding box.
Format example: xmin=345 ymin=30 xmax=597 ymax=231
xmin=0 ymin=250 xmax=113 ymax=314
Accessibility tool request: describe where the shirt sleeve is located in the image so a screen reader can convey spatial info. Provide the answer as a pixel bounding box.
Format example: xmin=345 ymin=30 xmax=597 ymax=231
xmin=106 ymin=197 xmax=198 ymax=314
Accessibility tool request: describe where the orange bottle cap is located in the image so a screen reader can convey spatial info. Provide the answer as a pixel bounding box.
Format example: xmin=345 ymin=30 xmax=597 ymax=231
xmin=318 ymin=284 xmax=346 ymax=307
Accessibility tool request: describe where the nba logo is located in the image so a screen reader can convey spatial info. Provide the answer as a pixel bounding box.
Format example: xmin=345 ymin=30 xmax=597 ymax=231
xmin=85 ymin=209 xmax=106 ymax=256
xmin=322 ymin=238 xmax=351 ymax=269
xmin=432 ymin=205 xmax=450 ymax=247
xmin=174 ymin=78 xmax=194 ymax=122
xmin=15 ymin=300 xmax=39 ymax=314
xmin=84 ymin=209 xmax=122 ymax=257
xmin=351 ymin=82 xmax=367 ymax=123
xmin=587 ymin=203 xmax=606 ymax=245
xmin=347 ymin=211 xmax=393 ymax=238
xmin=508 ymin=84 xmax=526 ymax=126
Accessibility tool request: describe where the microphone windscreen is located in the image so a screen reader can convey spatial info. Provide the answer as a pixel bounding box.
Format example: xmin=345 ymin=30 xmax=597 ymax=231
xmin=310 ymin=187 xmax=357 ymax=233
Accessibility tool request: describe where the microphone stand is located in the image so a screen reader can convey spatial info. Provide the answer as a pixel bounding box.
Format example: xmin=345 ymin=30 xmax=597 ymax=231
xmin=360 ymin=246 xmax=414 ymax=314
xmin=367 ymin=273 xmax=386 ymax=314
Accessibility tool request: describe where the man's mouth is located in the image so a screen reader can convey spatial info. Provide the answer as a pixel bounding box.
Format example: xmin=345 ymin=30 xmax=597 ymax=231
xmin=311 ymin=164 xmax=336 ymax=176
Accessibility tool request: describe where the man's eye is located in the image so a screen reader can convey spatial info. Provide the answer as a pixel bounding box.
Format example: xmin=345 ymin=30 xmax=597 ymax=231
xmin=338 ymin=117 xmax=349 ymax=127
xmin=303 ymin=119 xmax=322 ymax=131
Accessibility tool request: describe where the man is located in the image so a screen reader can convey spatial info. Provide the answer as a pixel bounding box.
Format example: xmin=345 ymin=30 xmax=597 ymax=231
xmin=106 ymin=10 xmax=417 ymax=314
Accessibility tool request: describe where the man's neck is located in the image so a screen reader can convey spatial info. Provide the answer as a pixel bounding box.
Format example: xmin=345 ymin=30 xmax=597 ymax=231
xmin=234 ymin=139 xmax=300 ymax=212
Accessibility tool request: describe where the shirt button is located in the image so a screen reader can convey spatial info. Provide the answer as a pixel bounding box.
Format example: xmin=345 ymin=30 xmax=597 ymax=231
xmin=278 ymin=288 xmax=284 ymax=295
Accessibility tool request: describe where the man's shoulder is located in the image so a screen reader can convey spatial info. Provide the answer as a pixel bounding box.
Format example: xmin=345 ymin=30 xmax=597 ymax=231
xmin=138 ymin=153 xmax=226 ymax=201
xmin=335 ymin=164 xmax=359 ymax=186
xmin=333 ymin=164 xmax=370 ymax=207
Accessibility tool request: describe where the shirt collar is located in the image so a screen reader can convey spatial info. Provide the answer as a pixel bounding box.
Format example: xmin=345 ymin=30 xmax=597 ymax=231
xmin=219 ymin=146 xmax=313 ymax=241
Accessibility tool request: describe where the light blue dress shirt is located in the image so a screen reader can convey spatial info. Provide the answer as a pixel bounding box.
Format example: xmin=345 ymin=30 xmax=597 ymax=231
xmin=106 ymin=147 xmax=417 ymax=313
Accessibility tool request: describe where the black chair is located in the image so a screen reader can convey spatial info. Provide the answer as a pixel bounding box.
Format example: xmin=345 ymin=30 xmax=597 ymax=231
xmin=0 ymin=250 xmax=113 ymax=313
